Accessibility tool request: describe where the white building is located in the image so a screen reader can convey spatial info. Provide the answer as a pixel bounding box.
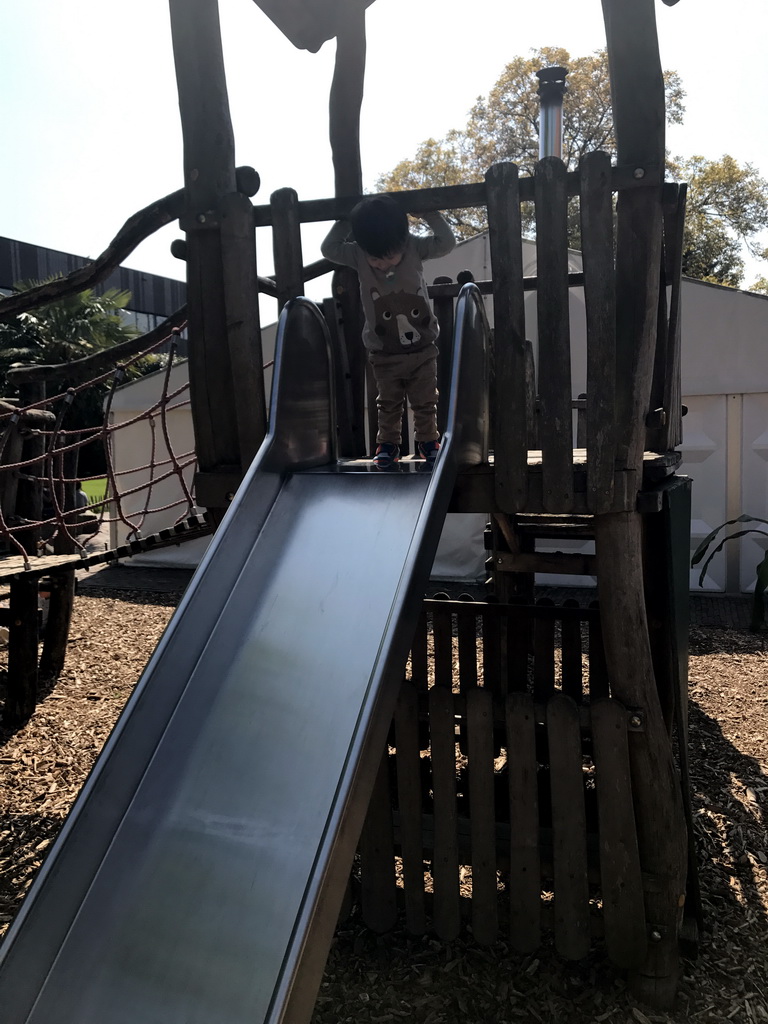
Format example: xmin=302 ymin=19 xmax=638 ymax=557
xmin=110 ymin=234 xmax=768 ymax=592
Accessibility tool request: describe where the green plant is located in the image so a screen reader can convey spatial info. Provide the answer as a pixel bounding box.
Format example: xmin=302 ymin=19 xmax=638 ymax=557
xmin=691 ymin=514 xmax=768 ymax=632
xmin=81 ymin=477 xmax=108 ymax=511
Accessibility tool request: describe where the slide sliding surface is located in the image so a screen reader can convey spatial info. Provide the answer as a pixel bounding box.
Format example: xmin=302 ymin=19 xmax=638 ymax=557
xmin=0 ymin=291 xmax=489 ymax=1024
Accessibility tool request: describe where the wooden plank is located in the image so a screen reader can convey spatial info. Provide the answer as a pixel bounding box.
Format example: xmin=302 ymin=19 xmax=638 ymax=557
xmin=485 ymin=162 xmax=528 ymax=512
xmin=482 ymin=602 xmax=502 ymax=697
xmin=495 ymin=551 xmax=596 ymax=576
xmin=271 ymin=187 xmax=305 ymax=311
xmin=534 ymin=157 xmax=573 ymax=512
xmin=591 ymin=699 xmax=647 ymax=967
xmin=578 ymin=151 xmax=617 ymax=513
xmin=524 ymin=339 xmax=539 ymax=450
xmin=456 ymin=599 xmax=477 ymax=757
xmin=588 ymin=603 xmax=610 ymax=700
xmin=506 ymin=692 xmax=541 ymax=952
xmin=432 ymin=277 xmax=455 ymax=439
xmin=410 ymin=606 xmax=429 ymax=692
xmin=466 ymin=687 xmax=498 ymax=943
xmin=456 ymin=602 xmax=478 ymax=691
xmin=429 ymin=686 xmax=461 ymax=939
xmin=394 ymin=682 xmax=427 ymax=934
xmin=507 ymin=605 xmax=531 ymax=694
xmin=359 ymin=747 xmax=398 ymax=933
xmin=533 ymin=599 xmax=556 ymax=701
xmin=431 ymin=599 xmax=453 ymax=690
xmin=547 ymin=693 xmax=591 ymax=959
xmin=249 ymin=165 xmax=661 ymax=228
xmin=560 ymin=599 xmax=584 ymax=702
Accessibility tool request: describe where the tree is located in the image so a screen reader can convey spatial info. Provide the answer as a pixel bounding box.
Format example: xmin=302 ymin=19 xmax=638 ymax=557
xmin=0 ymin=281 xmax=149 ymax=475
xmin=376 ymin=47 xmax=768 ymax=289
xmin=666 ymin=154 xmax=768 ymax=287
xmin=0 ymin=282 xmax=140 ymax=390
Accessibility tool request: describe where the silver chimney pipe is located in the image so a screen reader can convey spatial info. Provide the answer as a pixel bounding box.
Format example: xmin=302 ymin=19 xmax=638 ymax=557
xmin=536 ymin=66 xmax=568 ymax=160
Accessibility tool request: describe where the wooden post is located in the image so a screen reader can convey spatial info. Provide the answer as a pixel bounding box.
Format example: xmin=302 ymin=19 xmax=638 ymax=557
xmin=39 ymin=442 xmax=78 ymax=681
xmin=15 ymin=383 xmax=46 ymax=557
xmin=39 ymin=571 xmax=75 ymax=682
xmin=486 ymin=162 xmax=528 ymax=512
xmin=271 ymin=188 xmax=305 ymax=311
xmin=598 ymin=1 xmax=687 ymax=1003
xmin=220 ymin=191 xmax=267 ymax=471
xmin=332 ymin=268 xmax=367 ymax=457
xmin=601 ymin=0 xmax=665 ymax=477
xmin=534 ymin=157 xmax=573 ymax=512
xmin=169 ymin=0 xmax=245 ymax=516
xmin=6 ymin=576 xmax=40 ymax=725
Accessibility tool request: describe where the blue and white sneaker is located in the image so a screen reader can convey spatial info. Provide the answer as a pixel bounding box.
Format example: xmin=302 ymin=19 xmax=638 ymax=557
xmin=373 ymin=442 xmax=400 ymax=468
xmin=418 ymin=439 xmax=441 ymax=464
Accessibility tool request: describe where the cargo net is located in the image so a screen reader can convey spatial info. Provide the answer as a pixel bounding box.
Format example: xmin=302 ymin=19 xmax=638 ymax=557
xmin=0 ymin=326 xmax=198 ymax=568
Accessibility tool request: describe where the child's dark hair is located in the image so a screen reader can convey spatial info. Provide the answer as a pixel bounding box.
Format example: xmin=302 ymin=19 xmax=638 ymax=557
xmin=349 ymin=195 xmax=409 ymax=258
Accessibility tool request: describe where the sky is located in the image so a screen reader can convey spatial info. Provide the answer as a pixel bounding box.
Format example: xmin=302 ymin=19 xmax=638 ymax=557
xmin=2 ymin=0 xmax=768 ymax=321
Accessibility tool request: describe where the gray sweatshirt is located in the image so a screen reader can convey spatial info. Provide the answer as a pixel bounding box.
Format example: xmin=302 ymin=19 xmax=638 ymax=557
xmin=320 ymin=211 xmax=456 ymax=354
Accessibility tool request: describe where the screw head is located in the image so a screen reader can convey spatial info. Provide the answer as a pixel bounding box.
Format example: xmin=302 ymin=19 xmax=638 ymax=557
xmin=629 ymin=714 xmax=642 ymax=728
xmin=633 ymin=167 xmax=645 ymax=179
xmin=197 ymin=213 xmax=206 ymax=224
xmin=650 ymin=929 xmax=662 ymax=942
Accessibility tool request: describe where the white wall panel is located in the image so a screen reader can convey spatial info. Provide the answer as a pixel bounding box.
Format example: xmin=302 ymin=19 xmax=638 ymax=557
xmin=741 ymin=393 xmax=768 ymax=593
xmin=679 ymin=395 xmax=728 ymax=591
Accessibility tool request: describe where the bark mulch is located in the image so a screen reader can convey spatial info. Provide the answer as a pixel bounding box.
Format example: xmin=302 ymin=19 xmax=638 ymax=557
xmin=0 ymin=587 xmax=766 ymax=1023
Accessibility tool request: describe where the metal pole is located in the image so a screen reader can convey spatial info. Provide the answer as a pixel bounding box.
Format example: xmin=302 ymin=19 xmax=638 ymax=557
xmin=536 ymin=66 xmax=568 ymax=160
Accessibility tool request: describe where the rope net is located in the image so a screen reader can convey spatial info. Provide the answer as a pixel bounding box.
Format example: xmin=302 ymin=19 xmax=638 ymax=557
xmin=0 ymin=324 xmax=203 ymax=569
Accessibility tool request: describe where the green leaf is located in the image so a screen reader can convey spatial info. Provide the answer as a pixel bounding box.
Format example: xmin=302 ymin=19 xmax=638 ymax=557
xmin=695 ymin=528 xmax=768 ymax=589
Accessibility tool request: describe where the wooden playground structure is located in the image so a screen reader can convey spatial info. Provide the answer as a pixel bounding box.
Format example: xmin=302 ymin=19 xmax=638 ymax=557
xmin=0 ymin=0 xmax=697 ymax=1015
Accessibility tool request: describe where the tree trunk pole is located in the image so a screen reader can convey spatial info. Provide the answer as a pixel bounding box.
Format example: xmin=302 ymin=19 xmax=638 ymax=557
xmin=599 ymin=1 xmax=688 ymax=1006
xmin=329 ymin=0 xmax=366 ymax=198
xmin=169 ymin=0 xmax=265 ymax=515
xmin=328 ymin=0 xmax=367 ymax=454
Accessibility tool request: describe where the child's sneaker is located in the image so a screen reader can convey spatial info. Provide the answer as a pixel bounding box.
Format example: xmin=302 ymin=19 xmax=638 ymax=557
xmin=373 ymin=442 xmax=400 ymax=468
xmin=418 ymin=439 xmax=441 ymax=464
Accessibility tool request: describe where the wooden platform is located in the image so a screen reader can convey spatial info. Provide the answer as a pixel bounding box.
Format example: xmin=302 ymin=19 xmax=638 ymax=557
xmin=0 ymin=514 xmax=213 ymax=582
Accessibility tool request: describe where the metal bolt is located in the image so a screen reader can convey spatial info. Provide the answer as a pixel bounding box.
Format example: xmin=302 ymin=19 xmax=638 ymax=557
xmin=197 ymin=213 xmax=206 ymax=224
xmin=650 ymin=929 xmax=662 ymax=942
xmin=497 ymin=557 xmax=503 ymax=565
xmin=633 ymin=167 xmax=645 ymax=179
xmin=225 ymin=492 xmax=235 ymax=503
xmin=629 ymin=714 xmax=643 ymax=728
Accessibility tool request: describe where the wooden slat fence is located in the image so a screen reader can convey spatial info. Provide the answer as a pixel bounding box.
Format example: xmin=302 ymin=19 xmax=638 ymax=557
xmin=357 ymin=596 xmax=648 ymax=970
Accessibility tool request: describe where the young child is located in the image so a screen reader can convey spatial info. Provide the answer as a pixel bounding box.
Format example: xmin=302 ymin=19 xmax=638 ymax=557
xmin=321 ymin=195 xmax=456 ymax=467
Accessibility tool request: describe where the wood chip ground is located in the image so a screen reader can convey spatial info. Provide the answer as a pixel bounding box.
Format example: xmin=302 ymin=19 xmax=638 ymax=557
xmin=1 ymin=590 xmax=766 ymax=1023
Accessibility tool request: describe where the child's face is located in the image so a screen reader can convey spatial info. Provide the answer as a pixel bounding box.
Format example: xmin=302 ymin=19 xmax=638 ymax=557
xmin=366 ymin=250 xmax=404 ymax=273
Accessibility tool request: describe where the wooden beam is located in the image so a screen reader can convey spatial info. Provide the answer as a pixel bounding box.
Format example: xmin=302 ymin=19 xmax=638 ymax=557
xmin=250 ymin=165 xmax=662 ymax=227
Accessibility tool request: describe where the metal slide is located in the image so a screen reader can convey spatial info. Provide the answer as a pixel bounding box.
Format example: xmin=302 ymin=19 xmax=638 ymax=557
xmin=0 ymin=288 xmax=489 ymax=1024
